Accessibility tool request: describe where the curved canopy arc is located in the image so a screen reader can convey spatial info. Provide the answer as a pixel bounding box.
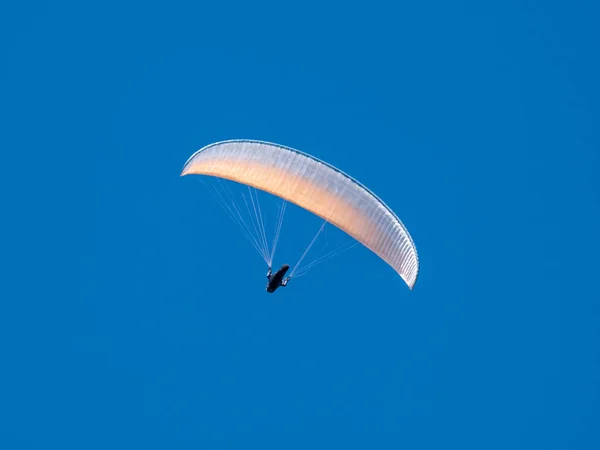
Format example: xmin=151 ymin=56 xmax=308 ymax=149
xmin=181 ymin=139 xmax=419 ymax=289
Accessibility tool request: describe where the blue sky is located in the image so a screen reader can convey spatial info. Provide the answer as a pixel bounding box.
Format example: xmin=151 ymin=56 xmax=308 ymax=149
xmin=1 ymin=1 xmax=599 ymax=448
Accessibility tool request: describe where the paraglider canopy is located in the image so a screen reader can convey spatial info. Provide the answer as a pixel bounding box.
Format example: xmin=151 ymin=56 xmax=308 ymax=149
xmin=181 ymin=139 xmax=419 ymax=290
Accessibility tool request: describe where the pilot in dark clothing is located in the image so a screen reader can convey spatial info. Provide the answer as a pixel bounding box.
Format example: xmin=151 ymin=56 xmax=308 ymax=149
xmin=266 ymin=264 xmax=290 ymax=293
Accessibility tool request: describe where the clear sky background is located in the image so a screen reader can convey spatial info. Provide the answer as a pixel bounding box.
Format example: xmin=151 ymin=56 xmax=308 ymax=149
xmin=2 ymin=1 xmax=599 ymax=449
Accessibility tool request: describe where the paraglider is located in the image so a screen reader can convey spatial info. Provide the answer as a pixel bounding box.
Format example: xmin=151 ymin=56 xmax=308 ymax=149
xmin=266 ymin=264 xmax=290 ymax=293
xmin=180 ymin=139 xmax=419 ymax=291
